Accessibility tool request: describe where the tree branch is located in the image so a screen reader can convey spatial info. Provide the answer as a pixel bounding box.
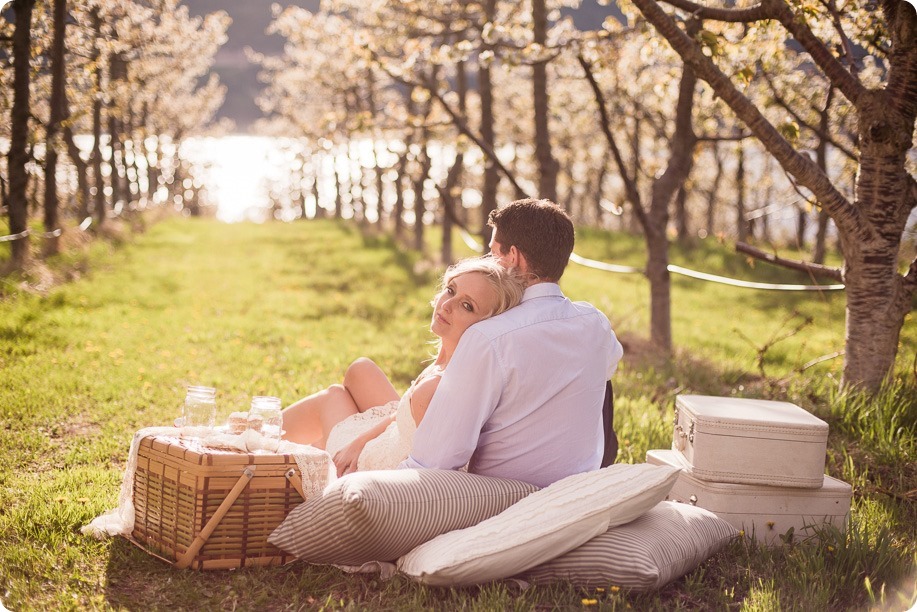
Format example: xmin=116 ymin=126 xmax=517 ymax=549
xmin=629 ymin=0 xmax=874 ymax=244
xmin=764 ymin=0 xmax=867 ymax=106
xmin=736 ymin=241 xmax=844 ymax=282
xmin=760 ymin=69 xmax=859 ymax=162
xmin=696 ymin=132 xmax=751 ymax=142
xmin=660 ymin=0 xmax=774 ymax=22
xmin=658 ymin=0 xmax=868 ymax=105
xmin=424 ymin=83 xmax=530 ymax=199
xmin=368 ymin=52 xmax=530 ymax=199
xmin=577 ymin=54 xmax=650 ymax=231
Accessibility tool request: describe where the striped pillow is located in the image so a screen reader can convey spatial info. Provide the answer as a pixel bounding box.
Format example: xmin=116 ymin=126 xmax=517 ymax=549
xmin=519 ymin=501 xmax=738 ymax=590
xmin=267 ymin=469 xmax=538 ymax=565
xmin=397 ymin=463 xmax=681 ymax=586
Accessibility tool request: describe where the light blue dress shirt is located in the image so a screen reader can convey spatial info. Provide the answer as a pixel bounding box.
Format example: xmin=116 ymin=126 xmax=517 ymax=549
xmin=400 ymin=283 xmax=624 ymax=487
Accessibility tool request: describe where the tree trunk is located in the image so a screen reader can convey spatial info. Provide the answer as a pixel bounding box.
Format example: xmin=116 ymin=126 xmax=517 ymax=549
xmin=373 ymin=141 xmax=386 ymax=227
xmin=89 ymin=10 xmax=106 ymax=229
xmin=64 ymin=124 xmax=89 ymax=222
xmin=109 ymin=114 xmax=124 ymax=216
xmin=392 ymin=152 xmax=407 ymax=240
xmin=413 ymin=143 xmax=432 ymax=252
xmin=594 ymin=162 xmax=608 ymax=226
xmin=8 ymin=0 xmax=36 ymax=268
xmin=735 ymin=142 xmax=749 ymax=242
xmin=674 ymin=184 xmax=689 ymax=242
xmin=813 ymin=210 xmax=830 ymax=263
xmin=532 ymin=0 xmax=558 ymax=202
xmin=479 ymin=0 xmax=500 ymax=246
xmin=706 ymin=142 xmax=723 ymax=235
xmin=441 ymin=55 xmax=469 ymax=264
xmin=311 ymin=153 xmax=324 ymax=219
xmin=839 ymin=88 xmax=915 ymax=389
xmin=812 ymin=87 xmax=834 ymax=264
xmin=796 ymin=207 xmax=807 ymax=248
xmin=146 ymin=135 xmax=161 ymax=207
xmin=646 ymin=61 xmax=698 ymax=352
xmin=333 ymin=150 xmax=344 ymax=220
xmin=42 ymin=0 xmax=67 ymax=256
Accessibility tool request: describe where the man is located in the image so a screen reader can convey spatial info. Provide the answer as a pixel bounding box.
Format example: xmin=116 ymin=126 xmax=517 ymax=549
xmin=400 ymin=198 xmax=624 ymax=487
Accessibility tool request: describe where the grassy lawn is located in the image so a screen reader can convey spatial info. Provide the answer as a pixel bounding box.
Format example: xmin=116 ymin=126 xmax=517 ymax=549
xmin=0 ymin=217 xmax=914 ymax=610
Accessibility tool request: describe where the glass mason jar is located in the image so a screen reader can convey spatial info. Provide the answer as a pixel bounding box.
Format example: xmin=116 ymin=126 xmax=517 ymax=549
xmin=250 ymin=396 xmax=283 ymax=440
xmin=182 ymin=385 xmax=217 ymax=437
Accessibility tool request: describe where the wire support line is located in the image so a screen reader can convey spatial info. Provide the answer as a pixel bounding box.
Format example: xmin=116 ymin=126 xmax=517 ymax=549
xmin=459 ymin=228 xmax=845 ymax=292
xmin=0 ymin=229 xmax=30 ymax=242
xmin=665 ymin=264 xmax=845 ymax=291
xmin=569 ymin=253 xmax=642 ymax=274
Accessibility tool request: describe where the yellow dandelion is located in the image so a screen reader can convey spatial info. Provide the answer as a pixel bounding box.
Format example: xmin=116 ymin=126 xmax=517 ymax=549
xmin=55 ymin=496 xmax=67 ymax=503
xmin=77 ymin=497 xmax=90 ymax=503
xmin=738 ymin=530 xmax=745 ymax=537
xmin=610 ymin=585 xmax=621 ymax=593
xmin=595 ymin=587 xmax=605 ymax=593
xmin=827 ymin=545 xmax=835 ymax=552
xmin=581 ymin=599 xmax=598 ymax=606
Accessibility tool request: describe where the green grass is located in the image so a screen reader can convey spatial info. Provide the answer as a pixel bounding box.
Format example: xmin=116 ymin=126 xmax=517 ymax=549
xmin=1 ymin=217 xmax=915 ymax=610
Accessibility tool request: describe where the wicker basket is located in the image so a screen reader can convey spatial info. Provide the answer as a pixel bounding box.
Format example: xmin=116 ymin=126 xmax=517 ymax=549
xmin=129 ymin=435 xmax=318 ymax=570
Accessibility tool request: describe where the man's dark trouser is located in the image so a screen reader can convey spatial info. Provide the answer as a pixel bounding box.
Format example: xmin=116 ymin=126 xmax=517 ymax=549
xmin=601 ymin=381 xmax=618 ymax=468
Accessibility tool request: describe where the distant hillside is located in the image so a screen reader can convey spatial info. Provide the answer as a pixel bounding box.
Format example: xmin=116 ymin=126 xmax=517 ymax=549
xmin=183 ymin=0 xmax=619 ymax=131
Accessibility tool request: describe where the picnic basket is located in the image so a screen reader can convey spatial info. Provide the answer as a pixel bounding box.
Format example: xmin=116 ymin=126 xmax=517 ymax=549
xmin=129 ymin=435 xmax=320 ymax=570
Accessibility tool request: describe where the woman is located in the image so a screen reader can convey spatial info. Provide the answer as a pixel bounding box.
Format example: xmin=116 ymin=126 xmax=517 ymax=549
xmin=281 ymin=257 xmax=524 ymax=476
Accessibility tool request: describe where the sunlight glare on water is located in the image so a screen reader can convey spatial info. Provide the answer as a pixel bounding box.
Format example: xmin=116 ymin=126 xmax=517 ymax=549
xmin=181 ymin=136 xmax=278 ymax=223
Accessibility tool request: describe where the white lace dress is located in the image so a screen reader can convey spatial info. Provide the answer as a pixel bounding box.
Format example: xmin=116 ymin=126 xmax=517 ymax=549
xmin=324 ymin=365 xmax=442 ymax=472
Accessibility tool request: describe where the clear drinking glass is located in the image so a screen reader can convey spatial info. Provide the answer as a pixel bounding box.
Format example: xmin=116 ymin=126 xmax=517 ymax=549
xmin=250 ymin=396 xmax=283 ymax=440
xmin=182 ymin=385 xmax=217 ymax=437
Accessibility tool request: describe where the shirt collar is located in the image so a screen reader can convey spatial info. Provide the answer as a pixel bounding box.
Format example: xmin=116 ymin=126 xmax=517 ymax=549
xmin=521 ymin=282 xmax=564 ymax=302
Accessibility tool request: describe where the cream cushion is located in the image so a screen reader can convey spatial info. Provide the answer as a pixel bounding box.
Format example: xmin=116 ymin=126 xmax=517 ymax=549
xmin=397 ymin=463 xmax=681 ymax=586
xmin=267 ymin=469 xmax=538 ymax=565
xmin=520 ymin=500 xmax=738 ymax=589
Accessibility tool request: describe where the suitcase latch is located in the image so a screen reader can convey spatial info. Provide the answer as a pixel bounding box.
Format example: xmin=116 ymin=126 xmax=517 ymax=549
xmin=688 ymin=420 xmax=695 ymax=444
xmin=688 ymin=494 xmax=698 ymax=506
xmin=674 ymin=425 xmax=688 ymax=451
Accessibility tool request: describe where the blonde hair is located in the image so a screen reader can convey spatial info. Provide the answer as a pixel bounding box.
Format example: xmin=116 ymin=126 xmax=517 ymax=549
xmin=437 ymin=256 xmax=525 ymax=317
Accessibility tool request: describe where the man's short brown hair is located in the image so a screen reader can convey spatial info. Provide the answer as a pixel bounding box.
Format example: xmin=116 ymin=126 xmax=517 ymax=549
xmin=487 ymin=198 xmax=574 ymax=282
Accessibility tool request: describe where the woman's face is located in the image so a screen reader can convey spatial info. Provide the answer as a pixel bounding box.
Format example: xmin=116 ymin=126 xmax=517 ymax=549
xmin=430 ymin=272 xmax=498 ymax=345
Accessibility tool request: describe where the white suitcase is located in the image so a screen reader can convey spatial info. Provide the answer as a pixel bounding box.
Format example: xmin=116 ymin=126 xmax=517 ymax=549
xmin=647 ymin=449 xmax=852 ymax=545
xmin=673 ymin=394 xmax=829 ymax=488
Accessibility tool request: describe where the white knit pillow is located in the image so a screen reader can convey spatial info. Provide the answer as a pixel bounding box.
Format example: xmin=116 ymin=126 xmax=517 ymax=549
xmin=397 ymin=463 xmax=681 ymax=586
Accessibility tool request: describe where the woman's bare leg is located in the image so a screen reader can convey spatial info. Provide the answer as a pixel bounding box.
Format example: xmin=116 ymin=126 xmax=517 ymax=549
xmin=281 ymin=358 xmax=399 ymax=447
xmin=282 ymin=384 xmax=359 ymax=448
xmin=342 ymin=358 xmax=399 ymax=411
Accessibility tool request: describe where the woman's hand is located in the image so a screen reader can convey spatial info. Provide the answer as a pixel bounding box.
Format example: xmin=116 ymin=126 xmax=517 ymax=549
xmin=333 ymin=438 xmax=366 ymax=478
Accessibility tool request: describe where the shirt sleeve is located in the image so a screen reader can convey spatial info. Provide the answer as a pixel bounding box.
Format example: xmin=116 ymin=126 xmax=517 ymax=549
xmin=399 ymin=327 xmax=502 ymax=471
xmin=606 ymin=327 xmax=624 ymax=378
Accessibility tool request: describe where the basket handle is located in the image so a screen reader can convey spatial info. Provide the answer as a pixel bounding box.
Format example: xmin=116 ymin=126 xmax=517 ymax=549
xmin=284 ymin=468 xmax=307 ymax=501
xmin=175 ymin=466 xmax=256 ymax=569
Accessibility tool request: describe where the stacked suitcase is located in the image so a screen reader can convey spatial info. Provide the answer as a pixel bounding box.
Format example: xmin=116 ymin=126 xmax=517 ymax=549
xmin=646 ymin=395 xmax=852 ymax=545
